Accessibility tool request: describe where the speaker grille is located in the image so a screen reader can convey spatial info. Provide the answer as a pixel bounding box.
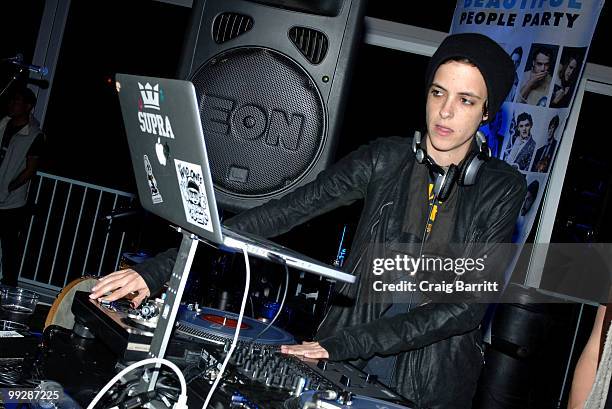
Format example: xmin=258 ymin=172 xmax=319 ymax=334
xmin=289 ymin=27 xmax=328 ymax=64
xmin=213 ymin=12 xmax=253 ymax=44
xmin=190 ymin=47 xmax=326 ymax=198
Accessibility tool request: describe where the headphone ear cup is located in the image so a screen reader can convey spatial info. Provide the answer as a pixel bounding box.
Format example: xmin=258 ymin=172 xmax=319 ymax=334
xmin=459 ymin=152 xmax=486 ymax=186
xmin=437 ymin=164 xmax=459 ymax=202
xmin=458 ymin=151 xmax=477 ymax=186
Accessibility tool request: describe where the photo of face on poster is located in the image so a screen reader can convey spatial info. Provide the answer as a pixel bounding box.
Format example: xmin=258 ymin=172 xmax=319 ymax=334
xmin=516 ymin=43 xmax=559 ymax=107
xmin=512 ymin=173 xmax=547 ymax=243
xmin=502 ymin=108 xmax=541 ymax=172
xmin=506 ymin=44 xmax=526 ymax=103
xmin=550 ymin=46 xmax=587 ymax=108
xmin=530 ymin=112 xmax=565 ymax=173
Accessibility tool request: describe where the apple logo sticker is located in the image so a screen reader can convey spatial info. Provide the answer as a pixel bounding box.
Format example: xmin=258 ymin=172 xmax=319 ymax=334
xmin=155 ymin=137 xmax=168 ymax=166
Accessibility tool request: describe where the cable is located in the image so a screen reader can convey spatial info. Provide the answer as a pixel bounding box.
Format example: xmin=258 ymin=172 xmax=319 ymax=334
xmin=86 ymin=358 xmax=187 ymax=409
xmin=249 ymin=295 xmax=255 ymax=318
xmin=201 ymin=245 xmax=251 ymax=409
xmin=251 ymin=259 xmax=289 ymax=344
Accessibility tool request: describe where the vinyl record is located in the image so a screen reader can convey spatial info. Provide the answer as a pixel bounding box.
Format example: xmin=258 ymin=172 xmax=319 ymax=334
xmin=176 ymin=305 xmax=295 ymax=345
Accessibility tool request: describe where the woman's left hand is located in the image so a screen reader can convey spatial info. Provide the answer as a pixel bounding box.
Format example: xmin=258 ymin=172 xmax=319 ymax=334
xmin=280 ymin=341 xmax=329 ymax=359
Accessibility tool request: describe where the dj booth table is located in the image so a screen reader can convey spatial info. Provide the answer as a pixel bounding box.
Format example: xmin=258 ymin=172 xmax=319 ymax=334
xmin=1 ymin=290 xmax=414 ymax=409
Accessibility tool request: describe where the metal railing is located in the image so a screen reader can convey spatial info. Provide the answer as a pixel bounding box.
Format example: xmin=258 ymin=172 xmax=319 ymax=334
xmin=16 ymin=172 xmax=136 ymax=293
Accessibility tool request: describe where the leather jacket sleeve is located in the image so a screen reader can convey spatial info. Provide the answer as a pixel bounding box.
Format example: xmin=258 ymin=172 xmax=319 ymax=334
xmin=132 ymin=247 xmax=178 ymax=295
xmin=319 ymin=171 xmax=527 ymax=361
xmin=132 ymin=138 xmax=389 ymax=295
xmin=224 ymin=138 xmax=387 ymax=237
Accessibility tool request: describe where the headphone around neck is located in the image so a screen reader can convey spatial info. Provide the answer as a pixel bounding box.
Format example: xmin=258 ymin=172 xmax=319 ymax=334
xmin=412 ymin=130 xmax=491 ymax=202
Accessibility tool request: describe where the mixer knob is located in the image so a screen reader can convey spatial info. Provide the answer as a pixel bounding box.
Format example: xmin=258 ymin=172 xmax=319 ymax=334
xmin=317 ymin=360 xmax=328 ymax=371
xmin=235 ymin=353 xmax=244 ymax=366
xmin=365 ymin=373 xmax=378 ymax=384
xmin=139 ymin=301 xmax=160 ymax=320
xmin=339 ymin=375 xmax=351 ymax=388
xmin=293 ymin=377 xmax=306 ymax=396
xmin=338 ymin=391 xmax=353 ymax=405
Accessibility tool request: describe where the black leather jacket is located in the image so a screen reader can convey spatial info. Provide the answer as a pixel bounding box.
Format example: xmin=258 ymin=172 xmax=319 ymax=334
xmin=134 ymin=136 xmax=526 ymax=409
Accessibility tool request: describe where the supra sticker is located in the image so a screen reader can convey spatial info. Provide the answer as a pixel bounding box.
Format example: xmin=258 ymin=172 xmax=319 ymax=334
xmin=144 ymin=155 xmax=163 ymax=204
xmin=174 ymin=159 xmax=214 ymax=233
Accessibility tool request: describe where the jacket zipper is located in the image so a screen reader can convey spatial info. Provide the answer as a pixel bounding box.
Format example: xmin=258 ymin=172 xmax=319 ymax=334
xmin=316 ymin=201 xmax=393 ymax=333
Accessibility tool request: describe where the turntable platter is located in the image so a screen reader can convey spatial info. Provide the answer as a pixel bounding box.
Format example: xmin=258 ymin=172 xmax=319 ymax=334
xmin=175 ymin=305 xmax=295 ymax=345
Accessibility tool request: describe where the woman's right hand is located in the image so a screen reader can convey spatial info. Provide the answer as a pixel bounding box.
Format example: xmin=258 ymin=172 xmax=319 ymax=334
xmin=89 ymin=268 xmax=151 ymax=307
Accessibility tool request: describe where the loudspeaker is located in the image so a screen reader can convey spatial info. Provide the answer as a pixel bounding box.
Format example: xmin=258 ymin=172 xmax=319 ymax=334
xmin=178 ymin=0 xmax=366 ymax=212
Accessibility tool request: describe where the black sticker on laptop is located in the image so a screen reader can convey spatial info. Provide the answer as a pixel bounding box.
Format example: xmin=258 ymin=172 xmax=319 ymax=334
xmin=144 ymin=155 xmax=163 ymax=204
xmin=174 ymin=159 xmax=214 ymax=232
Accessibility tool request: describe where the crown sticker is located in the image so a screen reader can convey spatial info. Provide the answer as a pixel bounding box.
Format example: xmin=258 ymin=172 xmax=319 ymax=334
xmin=138 ymin=82 xmax=160 ymax=110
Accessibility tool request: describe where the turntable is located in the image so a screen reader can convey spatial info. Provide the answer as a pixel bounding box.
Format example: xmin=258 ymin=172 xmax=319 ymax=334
xmin=174 ymin=304 xmax=295 ymax=346
xmin=71 ymin=291 xmax=295 ymax=361
xmin=71 ymin=291 xmax=157 ymax=361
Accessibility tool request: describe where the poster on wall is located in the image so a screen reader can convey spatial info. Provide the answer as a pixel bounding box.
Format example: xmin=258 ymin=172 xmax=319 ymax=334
xmin=450 ymin=0 xmax=605 ymax=286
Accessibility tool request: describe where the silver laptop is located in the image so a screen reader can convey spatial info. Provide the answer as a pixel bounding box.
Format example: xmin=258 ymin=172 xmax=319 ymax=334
xmin=115 ymin=73 xmax=355 ymax=284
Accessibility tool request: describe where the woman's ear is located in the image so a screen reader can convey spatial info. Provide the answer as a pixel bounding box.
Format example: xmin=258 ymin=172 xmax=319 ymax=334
xmin=481 ymin=100 xmax=489 ymax=123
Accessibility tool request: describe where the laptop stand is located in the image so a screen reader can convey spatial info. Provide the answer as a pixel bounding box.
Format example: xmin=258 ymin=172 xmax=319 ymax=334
xmin=146 ymin=229 xmax=199 ymax=390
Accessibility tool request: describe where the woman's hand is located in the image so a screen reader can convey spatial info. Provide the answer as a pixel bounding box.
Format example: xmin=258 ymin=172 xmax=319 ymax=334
xmin=280 ymin=341 xmax=330 ymax=359
xmin=89 ymin=269 xmax=151 ymax=307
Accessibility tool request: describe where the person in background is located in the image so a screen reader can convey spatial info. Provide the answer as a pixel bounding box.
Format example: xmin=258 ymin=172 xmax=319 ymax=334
xmin=568 ymin=304 xmax=609 ymax=409
xmin=0 ymin=87 xmax=45 ymax=287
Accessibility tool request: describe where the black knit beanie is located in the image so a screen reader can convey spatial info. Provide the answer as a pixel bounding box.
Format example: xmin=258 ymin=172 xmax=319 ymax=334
xmin=425 ymin=33 xmax=514 ymax=124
